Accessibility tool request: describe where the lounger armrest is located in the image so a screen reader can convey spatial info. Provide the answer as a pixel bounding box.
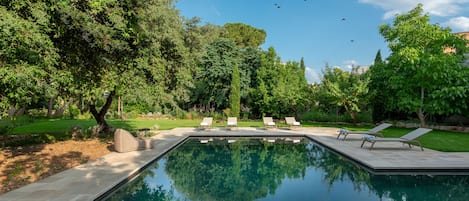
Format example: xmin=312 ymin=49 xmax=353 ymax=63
xmin=362 ymin=134 xmax=376 ymax=141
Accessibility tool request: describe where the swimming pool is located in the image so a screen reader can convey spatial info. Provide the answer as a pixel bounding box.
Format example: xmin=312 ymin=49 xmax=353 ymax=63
xmin=102 ymin=137 xmax=469 ymax=201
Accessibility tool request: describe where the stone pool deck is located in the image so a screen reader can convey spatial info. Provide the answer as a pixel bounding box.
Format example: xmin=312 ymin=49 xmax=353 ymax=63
xmin=1 ymin=127 xmax=469 ymax=201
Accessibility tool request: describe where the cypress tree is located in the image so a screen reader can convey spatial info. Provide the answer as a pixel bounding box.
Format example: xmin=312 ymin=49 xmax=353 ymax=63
xmin=230 ymin=65 xmax=241 ymax=117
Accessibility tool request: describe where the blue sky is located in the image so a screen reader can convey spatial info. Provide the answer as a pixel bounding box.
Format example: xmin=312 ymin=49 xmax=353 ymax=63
xmin=176 ymin=0 xmax=469 ymax=83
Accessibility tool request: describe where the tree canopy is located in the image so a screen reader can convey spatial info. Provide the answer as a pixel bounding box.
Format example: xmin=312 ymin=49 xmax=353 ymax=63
xmin=376 ymin=4 xmax=469 ymax=126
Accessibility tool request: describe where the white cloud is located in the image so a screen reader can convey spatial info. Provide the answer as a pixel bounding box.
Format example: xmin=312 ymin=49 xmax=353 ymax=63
xmin=305 ymin=67 xmax=321 ymax=84
xmin=359 ymin=0 xmax=469 ymax=19
xmin=443 ymin=16 xmax=469 ymax=31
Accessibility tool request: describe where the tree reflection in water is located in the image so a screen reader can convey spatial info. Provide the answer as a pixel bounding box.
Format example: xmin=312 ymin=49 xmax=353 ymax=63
xmin=105 ymin=138 xmax=469 ymax=201
xmin=165 ymin=138 xmax=314 ymax=201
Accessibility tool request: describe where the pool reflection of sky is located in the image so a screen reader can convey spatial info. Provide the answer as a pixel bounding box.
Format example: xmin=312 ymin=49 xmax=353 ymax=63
xmin=106 ymin=138 xmax=469 ymax=201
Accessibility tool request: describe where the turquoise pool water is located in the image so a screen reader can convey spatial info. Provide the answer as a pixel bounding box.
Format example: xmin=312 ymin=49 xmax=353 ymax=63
xmin=104 ymin=137 xmax=469 ymax=201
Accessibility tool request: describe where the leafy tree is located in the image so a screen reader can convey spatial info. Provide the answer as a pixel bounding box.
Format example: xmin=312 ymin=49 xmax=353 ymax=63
xmin=378 ymin=4 xmax=469 ymax=126
xmin=250 ymin=47 xmax=280 ymax=117
xmin=248 ymin=48 xmax=310 ymax=118
xmin=229 ymin=65 xmax=241 ymax=117
xmin=272 ymin=61 xmax=309 ymax=117
xmin=369 ymin=49 xmax=388 ymax=122
xmin=223 ymin=23 xmax=266 ymax=48
xmin=320 ymin=67 xmax=369 ymax=124
xmin=194 ymin=38 xmax=240 ymax=111
xmin=0 ymin=3 xmax=59 ymax=115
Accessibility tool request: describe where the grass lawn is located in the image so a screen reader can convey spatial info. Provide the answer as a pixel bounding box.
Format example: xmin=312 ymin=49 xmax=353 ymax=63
xmin=2 ymin=118 xmax=468 ymax=152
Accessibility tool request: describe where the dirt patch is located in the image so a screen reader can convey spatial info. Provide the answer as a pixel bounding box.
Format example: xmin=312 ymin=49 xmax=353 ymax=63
xmin=0 ymin=139 xmax=113 ymax=194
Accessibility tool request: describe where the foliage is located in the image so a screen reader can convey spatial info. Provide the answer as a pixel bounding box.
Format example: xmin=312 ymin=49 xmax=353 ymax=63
xmin=0 ymin=4 xmax=58 ymax=112
xmin=223 ymin=22 xmax=266 ymax=48
xmin=376 ymin=4 xmax=469 ymax=126
xmin=369 ymin=49 xmax=387 ymax=122
xmin=300 ymin=110 xmax=372 ymax=124
xmin=320 ymin=66 xmax=369 ymax=124
xmin=229 ymin=65 xmax=241 ymax=117
xmin=193 ymin=38 xmax=240 ymax=110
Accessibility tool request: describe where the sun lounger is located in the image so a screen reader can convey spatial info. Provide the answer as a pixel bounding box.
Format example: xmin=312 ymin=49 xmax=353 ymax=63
xmin=285 ymin=117 xmax=301 ymax=129
xmin=227 ymin=117 xmax=238 ymax=130
xmin=199 ymin=117 xmax=213 ymax=130
xmin=263 ymin=117 xmax=276 ymax=128
xmin=360 ymin=128 xmax=432 ymax=151
xmin=337 ymin=123 xmax=392 ymax=140
xmin=114 ymin=129 xmax=152 ymax=153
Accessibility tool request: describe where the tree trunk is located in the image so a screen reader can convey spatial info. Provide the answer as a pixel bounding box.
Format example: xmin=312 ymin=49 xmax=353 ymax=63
xmin=89 ymin=90 xmax=116 ymax=134
xmin=47 ymin=97 xmax=55 ymax=118
xmin=343 ymin=103 xmax=357 ymax=125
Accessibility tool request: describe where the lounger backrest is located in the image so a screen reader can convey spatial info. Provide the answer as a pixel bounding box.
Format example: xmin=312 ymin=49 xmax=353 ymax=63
xmin=263 ymin=117 xmax=273 ymax=125
xmin=203 ymin=117 xmax=213 ymax=125
xmin=400 ymin=128 xmax=432 ymax=140
xmin=369 ymin=123 xmax=392 ymax=134
xmin=228 ymin=117 xmax=237 ymax=124
xmin=285 ymin=117 xmax=296 ymax=125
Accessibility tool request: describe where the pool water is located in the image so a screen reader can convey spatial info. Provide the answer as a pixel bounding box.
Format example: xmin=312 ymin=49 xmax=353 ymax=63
xmin=104 ymin=137 xmax=469 ymax=201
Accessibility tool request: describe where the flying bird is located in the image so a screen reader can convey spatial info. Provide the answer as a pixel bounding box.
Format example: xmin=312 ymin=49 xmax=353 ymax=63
xmin=341 ymin=18 xmax=346 ymax=21
xmin=274 ymin=3 xmax=280 ymax=8
xmin=350 ymin=40 xmax=354 ymax=43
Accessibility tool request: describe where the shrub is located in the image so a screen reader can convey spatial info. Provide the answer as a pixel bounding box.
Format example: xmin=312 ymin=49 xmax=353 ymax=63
xmin=301 ymin=110 xmax=373 ymax=124
xmin=67 ymin=105 xmax=80 ymax=119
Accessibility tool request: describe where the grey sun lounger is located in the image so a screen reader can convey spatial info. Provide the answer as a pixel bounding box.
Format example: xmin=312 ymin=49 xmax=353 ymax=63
xmin=337 ymin=123 xmax=392 ymax=140
xmin=360 ymin=128 xmax=432 ymax=151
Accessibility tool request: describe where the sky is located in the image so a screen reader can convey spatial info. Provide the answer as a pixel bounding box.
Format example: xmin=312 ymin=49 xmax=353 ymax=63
xmin=176 ymin=0 xmax=469 ymax=83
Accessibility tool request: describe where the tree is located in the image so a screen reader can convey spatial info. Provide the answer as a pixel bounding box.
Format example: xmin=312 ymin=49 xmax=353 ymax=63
xmin=369 ymin=50 xmax=388 ymax=122
xmin=0 ymin=3 xmax=59 ymax=115
xmin=272 ymin=61 xmax=309 ymax=117
xmin=321 ymin=67 xmax=369 ymax=124
xmin=223 ymin=23 xmax=266 ymax=48
xmin=378 ymin=4 xmax=469 ymax=126
xmin=44 ymin=0 xmax=194 ymax=132
xmin=230 ymin=65 xmax=241 ymax=117
xmin=194 ymin=38 xmax=240 ymax=111
xmin=250 ymin=47 xmax=280 ymax=117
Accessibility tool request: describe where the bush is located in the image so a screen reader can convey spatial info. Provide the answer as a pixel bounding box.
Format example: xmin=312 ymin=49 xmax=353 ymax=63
xmin=125 ymin=111 xmax=140 ymax=119
xmin=242 ymin=112 xmax=249 ymax=121
xmin=300 ymin=110 xmax=372 ymax=124
xmin=78 ymin=112 xmax=93 ymax=120
xmin=341 ymin=110 xmax=373 ymax=124
xmin=28 ymin=108 xmax=48 ymax=117
xmin=301 ymin=111 xmax=347 ymax=122
xmin=67 ymin=105 xmax=80 ymax=119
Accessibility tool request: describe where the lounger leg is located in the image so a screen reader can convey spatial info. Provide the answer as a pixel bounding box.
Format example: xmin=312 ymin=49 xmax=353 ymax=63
xmin=369 ymin=141 xmax=375 ymax=150
xmin=417 ymin=142 xmax=424 ymax=151
xmin=337 ymin=133 xmax=341 ymax=139
xmin=360 ymin=140 xmax=366 ymax=148
xmin=342 ymin=134 xmax=348 ymax=140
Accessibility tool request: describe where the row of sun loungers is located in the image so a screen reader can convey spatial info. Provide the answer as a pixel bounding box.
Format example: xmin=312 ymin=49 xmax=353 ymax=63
xmin=199 ymin=116 xmax=302 ymax=130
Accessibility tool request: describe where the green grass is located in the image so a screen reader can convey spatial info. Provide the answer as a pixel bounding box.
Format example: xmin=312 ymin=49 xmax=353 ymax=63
xmin=3 ymin=119 xmax=468 ymax=152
